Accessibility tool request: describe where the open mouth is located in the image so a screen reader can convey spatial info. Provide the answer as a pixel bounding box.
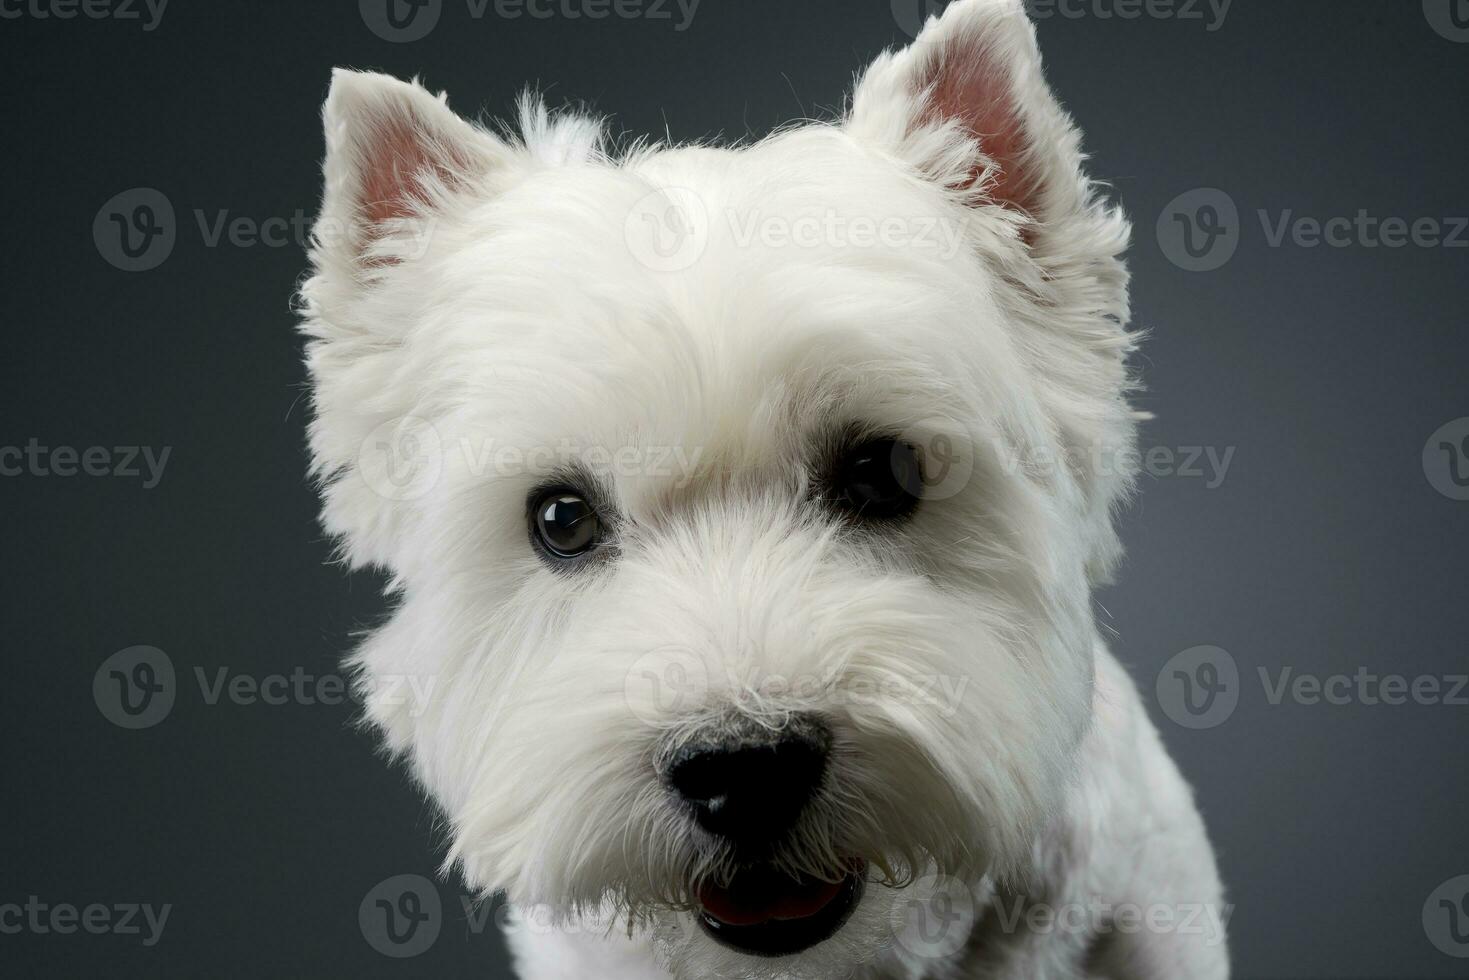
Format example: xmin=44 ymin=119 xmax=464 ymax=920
xmin=696 ymin=862 xmax=866 ymax=957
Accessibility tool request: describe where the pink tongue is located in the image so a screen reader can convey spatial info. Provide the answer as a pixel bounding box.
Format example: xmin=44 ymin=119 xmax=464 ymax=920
xmin=698 ymin=875 xmax=845 ymax=927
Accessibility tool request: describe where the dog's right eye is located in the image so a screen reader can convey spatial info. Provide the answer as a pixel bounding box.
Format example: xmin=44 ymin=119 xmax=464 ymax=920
xmin=829 ymin=438 xmax=924 ymax=523
xmin=530 ymin=489 xmax=602 ymax=560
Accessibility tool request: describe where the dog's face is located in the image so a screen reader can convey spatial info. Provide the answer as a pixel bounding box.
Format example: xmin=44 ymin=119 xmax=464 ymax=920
xmin=302 ymin=1 xmax=1135 ymax=976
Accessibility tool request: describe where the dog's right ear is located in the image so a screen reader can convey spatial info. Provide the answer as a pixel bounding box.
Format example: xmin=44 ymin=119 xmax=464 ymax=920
xmin=301 ymin=72 xmax=515 ymax=572
xmin=312 ymin=69 xmax=512 ymax=278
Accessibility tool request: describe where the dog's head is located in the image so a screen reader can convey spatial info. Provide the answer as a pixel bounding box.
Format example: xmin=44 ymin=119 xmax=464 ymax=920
xmin=301 ymin=0 xmax=1136 ymax=975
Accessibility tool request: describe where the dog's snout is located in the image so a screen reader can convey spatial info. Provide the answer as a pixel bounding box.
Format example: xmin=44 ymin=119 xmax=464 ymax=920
xmin=665 ymin=714 xmax=830 ymax=849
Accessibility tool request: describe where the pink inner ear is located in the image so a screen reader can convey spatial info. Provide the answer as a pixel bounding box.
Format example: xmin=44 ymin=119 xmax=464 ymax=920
xmin=922 ymin=41 xmax=1038 ymax=219
xmin=357 ymin=115 xmax=461 ymax=228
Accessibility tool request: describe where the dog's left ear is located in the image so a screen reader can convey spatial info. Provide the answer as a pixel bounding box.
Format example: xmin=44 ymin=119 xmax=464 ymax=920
xmin=847 ymin=0 xmax=1111 ymax=247
xmin=849 ymin=0 xmax=1138 ymax=582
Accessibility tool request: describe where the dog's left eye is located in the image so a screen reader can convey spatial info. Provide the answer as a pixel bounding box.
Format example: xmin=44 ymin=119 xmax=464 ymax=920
xmin=831 ymin=438 xmax=924 ymax=522
xmin=530 ymin=489 xmax=603 ymax=560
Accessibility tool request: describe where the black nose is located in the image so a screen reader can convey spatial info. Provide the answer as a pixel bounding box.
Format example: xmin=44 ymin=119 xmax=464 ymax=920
xmin=665 ymin=714 xmax=831 ymax=850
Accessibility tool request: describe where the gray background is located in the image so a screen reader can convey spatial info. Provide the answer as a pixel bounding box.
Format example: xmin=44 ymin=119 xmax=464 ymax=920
xmin=2 ymin=1 xmax=1466 ymax=977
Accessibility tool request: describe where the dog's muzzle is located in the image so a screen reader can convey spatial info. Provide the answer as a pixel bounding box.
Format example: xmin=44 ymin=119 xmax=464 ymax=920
xmin=660 ymin=713 xmax=866 ymax=956
xmin=664 ymin=712 xmax=830 ymax=851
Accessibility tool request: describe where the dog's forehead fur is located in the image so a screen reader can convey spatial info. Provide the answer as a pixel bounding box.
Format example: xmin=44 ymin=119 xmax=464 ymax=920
xmin=356 ymin=127 xmax=1049 ymax=530
xmin=430 ymin=133 xmax=1023 ymax=417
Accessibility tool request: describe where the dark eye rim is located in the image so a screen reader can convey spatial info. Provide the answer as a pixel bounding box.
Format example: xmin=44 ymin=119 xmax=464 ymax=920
xmin=822 ymin=432 xmax=925 ymax=524
xmin=526 ymin=482 xmax=609 ymax=566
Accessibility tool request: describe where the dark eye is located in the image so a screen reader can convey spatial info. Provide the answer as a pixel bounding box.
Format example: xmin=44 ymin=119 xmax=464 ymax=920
xmin=831 ymin=438 xmax=924 ymax=521
xmin=530 ymin=489 xmax=602 ymax=560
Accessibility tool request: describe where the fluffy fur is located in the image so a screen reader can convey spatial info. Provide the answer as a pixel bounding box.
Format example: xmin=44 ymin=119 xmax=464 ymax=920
xmin=299 ymin=1 xmax=1227 ymax=977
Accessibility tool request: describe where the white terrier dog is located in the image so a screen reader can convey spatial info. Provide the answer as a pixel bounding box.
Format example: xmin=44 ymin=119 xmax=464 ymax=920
xmin=300 ymin=0 xmax=1227 ymax=976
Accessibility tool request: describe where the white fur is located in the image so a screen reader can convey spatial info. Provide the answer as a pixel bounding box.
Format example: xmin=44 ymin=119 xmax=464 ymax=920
xmin=300 ymin=1 xmax=1226 ymax=977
